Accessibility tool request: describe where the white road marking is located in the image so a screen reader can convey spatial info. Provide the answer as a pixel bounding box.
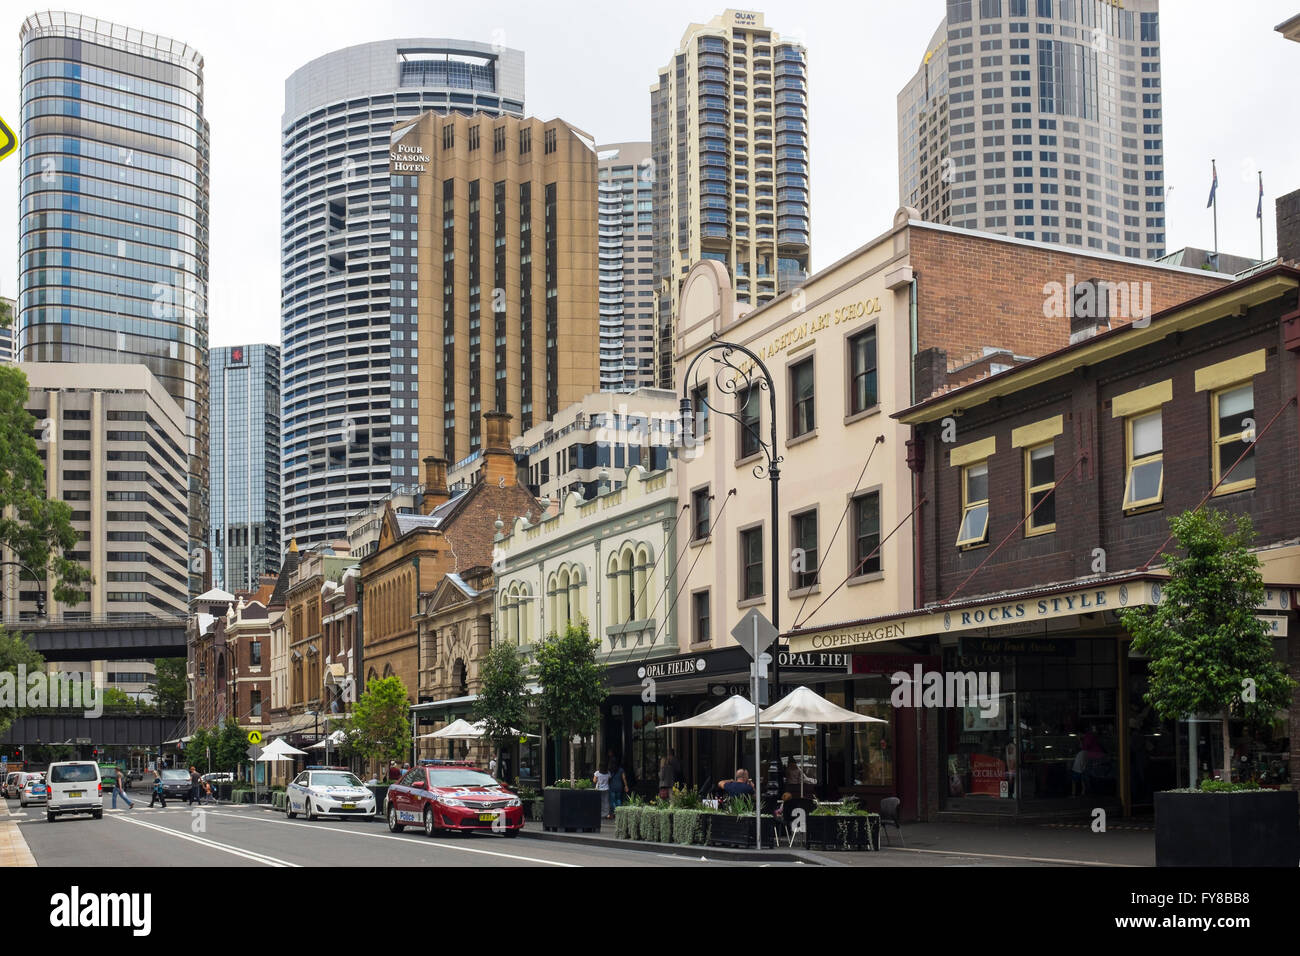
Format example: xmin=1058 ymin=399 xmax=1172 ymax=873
xmin=110 ymin=812 xmax=301 ymax=867
xmin=207 ymin=810 xmax=578 ymax=867
xmin=879 ymin=845 xmax=1130 ymax=867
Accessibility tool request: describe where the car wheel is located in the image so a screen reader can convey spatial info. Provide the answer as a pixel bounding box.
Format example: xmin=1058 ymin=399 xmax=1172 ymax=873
xmin=423 ymin=806 xmax=437 ymax=838
xmin=19 ymin=800 xmax=25 ymax=808
xmin=93 ymin=810 xmax=103 ymax=819
xmin=306 ymin=799 xmax=317 ymax=821
xmin=46 ymin=811 xmax=55 ymax=823
xmin=387 ymin=804 xmax=404 ymax=833
xmin=286 ymin=798 xmax=297 ymax=819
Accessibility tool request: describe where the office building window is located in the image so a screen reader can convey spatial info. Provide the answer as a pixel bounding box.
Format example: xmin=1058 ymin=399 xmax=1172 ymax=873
xmin=792 ymin=509 xmax=818 ymax=589
xmin=957 ymin=462 xmax=991 ymax=548
xmin=790 ymin=357 xmax=815 ymax=437
xmin=1025 ymin=444 xmax=1056 ymax=535
xmin=1211 ymin=383 xmax=1255 ymax=494
xmin=692 ymin=487 xmax=711 ymax=540
xmin=848 ymin=328 xmax=878 ymax=415
xmin=1124 ymin=410 xmax=1163 ymax=510
xmin=693 ymin=590 xmax=711 ymax=644
xmin=851 ymin=491 xmax=882 ymax=576
xmin=739 ymin=386 xmax=761 ymax=458
xmin=740 ymin=527 xmax=764 ymax=600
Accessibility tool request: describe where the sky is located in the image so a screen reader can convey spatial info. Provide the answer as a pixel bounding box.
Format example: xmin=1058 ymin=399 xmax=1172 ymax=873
xmin=0 ymin=0 xmax=1296 ymax=348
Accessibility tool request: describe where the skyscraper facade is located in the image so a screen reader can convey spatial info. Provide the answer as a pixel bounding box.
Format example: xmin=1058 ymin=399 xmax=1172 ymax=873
xmin=209 ymin=344 xmax=281 ymax=594
xmin=899 ymin=0 xmax=1166 ymax=259
xmin=18 ymin=11 xmax=211 ymax=596
xmin=280 ymin=40 xmax=525 ymax=548
xmin=386 ymin=111 xmax=598 ymax=471
xmin=650 ymin=9 xmax=810 ymax=388
xmin=597 ymin=143 xmax=656 ymax=392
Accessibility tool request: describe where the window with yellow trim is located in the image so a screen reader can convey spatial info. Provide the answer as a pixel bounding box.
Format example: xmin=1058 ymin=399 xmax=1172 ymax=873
xmin=956 ymin=461 xmax=990 ymax=548
xmin=1123 ymin=410 xmax=1163 ymax=511
xmin=1025 ymin=443 xmax=1056 ymax=535
xmin=1211 ymin=382 xmax=1255 ymax=494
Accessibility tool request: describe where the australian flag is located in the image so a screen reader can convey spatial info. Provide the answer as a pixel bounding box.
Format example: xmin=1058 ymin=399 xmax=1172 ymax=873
xmin=1206 ymin=160 xmax=1217 ymax=208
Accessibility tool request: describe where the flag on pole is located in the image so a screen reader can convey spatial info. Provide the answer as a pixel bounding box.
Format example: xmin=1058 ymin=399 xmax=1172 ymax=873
xmin=1206 ymin=159 xmax=1217 ymax=208
xmin=1256 ymin=171 xmax=1263 ymax=220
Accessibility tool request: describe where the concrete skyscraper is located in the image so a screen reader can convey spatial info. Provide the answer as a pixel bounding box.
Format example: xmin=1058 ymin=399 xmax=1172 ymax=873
xmin=899 ymin=0 xmax=1166 ymax=259
xmin=650 ymin=9 xmax=810 ymax=388
xmin=209 ymin=344 xmax=281 ymax=593
xmin=281 ymin=40 xmax=525 ymax=548
xmin=386 ymin=110 xmax=598 ymax=470
xmin=18 ymin=11 xmax=211 ymax=596
xmin=597 ymin=143 xmax=656 ymax=392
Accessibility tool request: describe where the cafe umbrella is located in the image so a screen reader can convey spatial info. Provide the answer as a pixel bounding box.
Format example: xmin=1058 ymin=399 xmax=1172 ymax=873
xmin=659 ymin=695 xmax=802 ymax=791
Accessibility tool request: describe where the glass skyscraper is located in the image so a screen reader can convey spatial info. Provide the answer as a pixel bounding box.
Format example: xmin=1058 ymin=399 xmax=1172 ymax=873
xmin=209 ymin=344 xmax=281 ymax=594
xmin=597 ymin=143 xmax=656 ymax=392
xmin=898 ymin=0 xmax=1165 ymax=259
xmin=18 ymin=11 xmax=211 ymax=595
xmin=280 ymin=40 xmax=525 ymax=549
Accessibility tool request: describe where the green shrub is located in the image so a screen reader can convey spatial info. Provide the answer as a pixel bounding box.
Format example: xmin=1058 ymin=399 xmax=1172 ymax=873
xmin=614 ymin=805 xmax=635 ymax=839
xmin=672 ymin=809 xmax=708 ymax=845
xmin=668 ymin=784 xmax=703 ymax=810
xmin=623 ymin=805 xmax=643 ymax=839
xmin=1198 ymin=779 xmax=1262 ymax=792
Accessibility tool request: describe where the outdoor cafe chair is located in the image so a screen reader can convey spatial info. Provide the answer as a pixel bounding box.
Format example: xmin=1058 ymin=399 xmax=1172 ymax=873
xmin=879 ymin=796 xmax=905 ymax=847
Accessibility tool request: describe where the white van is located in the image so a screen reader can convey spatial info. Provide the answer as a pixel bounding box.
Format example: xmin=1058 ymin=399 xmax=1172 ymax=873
xmin=46 ymin=761 xmax=103 ymax=822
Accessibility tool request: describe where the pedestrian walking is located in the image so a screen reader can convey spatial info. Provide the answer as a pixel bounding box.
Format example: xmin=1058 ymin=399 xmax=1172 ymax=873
xmin=188 ymin=765 xmax=201 ymax=804
xmin=111 ymin=767 xmax=134 ymax=810
xmin=608 ymin=760 xmax=628 ymax=816
xmin=593 ymin=766 xmax=611 ymax=818
xmin=658 ymin=756 xmax=673 ymax=801
xmin=148 ymin=771 xmax=166 ymax=808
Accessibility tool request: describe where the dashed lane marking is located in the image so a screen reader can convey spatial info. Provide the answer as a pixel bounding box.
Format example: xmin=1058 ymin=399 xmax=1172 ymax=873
xmin=109 ymin=812 xmax=301 ymax=866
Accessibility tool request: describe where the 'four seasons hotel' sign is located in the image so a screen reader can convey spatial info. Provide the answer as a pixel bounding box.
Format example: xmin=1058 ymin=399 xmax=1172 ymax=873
xmin=390 ymin=142 xmax=430 ymax=173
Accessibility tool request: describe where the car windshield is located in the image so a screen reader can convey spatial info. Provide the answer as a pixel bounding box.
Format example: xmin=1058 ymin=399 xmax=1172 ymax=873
xmin=427 ymin=770 xmax=499 ymax=788
xmin=311 ymin=773 xmax=362 ymax=788
xmin=161 ymin=770 xmax=189 ymax=781
xmin=49 ymin=765 xmax=98 ymax=783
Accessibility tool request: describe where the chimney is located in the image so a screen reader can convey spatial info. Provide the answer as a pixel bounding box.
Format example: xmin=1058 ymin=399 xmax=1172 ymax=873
xmin=422 ymin=456 xmax=449 ymax=514
xmin=1069 ymin=278 xmax=1109 ymax=343
xmin=483 ymin=411 xmax=517 ymax=488
xmin=1277 ymin=189 xmax=1300 ymax=265
xmin=913 ymin=346 xmax=947 ymax=400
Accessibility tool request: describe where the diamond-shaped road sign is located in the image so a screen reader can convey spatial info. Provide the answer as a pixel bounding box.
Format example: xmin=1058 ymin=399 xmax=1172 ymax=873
xmin=731 ymin=606 xmax=779 ymax=661
xmin=0 ymin=115 xmax=14 ymax=163
xmin=246 ymin=744 xmax=262 ymax=760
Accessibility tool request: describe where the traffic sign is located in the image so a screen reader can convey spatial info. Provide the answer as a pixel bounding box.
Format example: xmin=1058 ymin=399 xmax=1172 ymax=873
xmin=247 ymin=730 xmax=263 ymax=745
xmin=0 ymin=115 xmax=14 ymax=163
xmin=731 ymin=607 xmax=779 ymax=660
xmin=246 ymin=744 xmax=262 ymax=759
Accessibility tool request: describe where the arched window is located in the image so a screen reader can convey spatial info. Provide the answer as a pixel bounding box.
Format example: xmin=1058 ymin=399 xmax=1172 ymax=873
xmin=520 ymin=584 xmax=531 ymax=644
xmin=557 ymin=567 xmax=571 ymax=633
xmin=620 ymin=546 xmax=635 ymax=624
xmin=500 ymin=591 xmax=513 ymax=645
xmin=635 ymin=545 xmax=651 ymax=620
xmin=606 ymin=554 xmax=622 ymax=625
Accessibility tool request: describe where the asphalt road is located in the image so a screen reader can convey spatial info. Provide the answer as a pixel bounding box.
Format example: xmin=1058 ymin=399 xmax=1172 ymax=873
xmin=6 ymin=796 xmax=789 ymax=868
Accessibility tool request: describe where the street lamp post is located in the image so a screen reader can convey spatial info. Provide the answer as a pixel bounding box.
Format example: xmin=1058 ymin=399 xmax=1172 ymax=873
xmin=0 ymin=560 xmax=48 ymax=625
xmin=680 ymin=335 xmax=784 ymax=834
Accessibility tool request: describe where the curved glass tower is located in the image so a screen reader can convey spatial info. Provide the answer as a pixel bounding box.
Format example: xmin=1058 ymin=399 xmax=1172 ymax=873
xmin=18 ymin=11 xmax=211 ymax=596
xmin=280 ymin=40 xmax=524 ymax=548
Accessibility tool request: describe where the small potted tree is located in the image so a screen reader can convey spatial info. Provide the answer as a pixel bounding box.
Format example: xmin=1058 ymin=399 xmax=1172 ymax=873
xmin=472 ymin=640 xmax=531 ymax=788
xmin=350 ymin=676 xmax=413 ymax=816
xmin=1121 ymin=510 xmax=1298 ymax=867
xmin=536 ymin=620 xmax=605 ymax=832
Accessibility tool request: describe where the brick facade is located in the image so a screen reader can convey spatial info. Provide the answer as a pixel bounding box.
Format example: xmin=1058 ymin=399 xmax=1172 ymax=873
xmin=909 ymin=226 xmax=1231 ymax=369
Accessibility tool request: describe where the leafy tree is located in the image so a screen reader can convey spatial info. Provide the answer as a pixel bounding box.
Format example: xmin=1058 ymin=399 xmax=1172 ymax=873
xmin=100 ymin=687 xmax=136 ymax=709
xmin=0 ymin=365 xmax=92 ymax=607
xmin=185 ymin=726 xmax=215 ymax=773
xmin=0 ymin=626 xmax=45 ymax=736
xmin=473 ymin=641 xmax=530 ymax=776
xmin=0 ymin=298 xmax=12 ymax=328
xmin=150 ymin=658 xmax=187 ymax=714
xmin=214 ymin=716 xmax=250 ymax=774
xmin=1120 ymin=509 xmax=1295 ymax=783
xmin=535 ymin=619 xmax=606 ymax=782
xmin=350 ymin=675 xmax=412 ymax=772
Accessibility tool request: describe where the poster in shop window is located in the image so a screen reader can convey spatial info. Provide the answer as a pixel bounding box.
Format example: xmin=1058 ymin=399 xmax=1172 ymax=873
xmin=970 ymin=753 xmax=1007 ymax=797
xmin=963 ymin=702 xmax=1007 ymax=732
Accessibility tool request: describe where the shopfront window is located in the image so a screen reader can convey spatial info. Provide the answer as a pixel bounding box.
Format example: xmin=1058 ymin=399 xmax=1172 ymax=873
xmin=851 ymin=697 xmax=893 ymax=787
xmin=631 ymin=702 xmax=667 ymax=793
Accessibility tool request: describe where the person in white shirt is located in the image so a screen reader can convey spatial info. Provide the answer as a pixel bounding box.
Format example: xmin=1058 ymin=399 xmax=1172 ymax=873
xmin=593 ymin=767 xmax=612 ymax=819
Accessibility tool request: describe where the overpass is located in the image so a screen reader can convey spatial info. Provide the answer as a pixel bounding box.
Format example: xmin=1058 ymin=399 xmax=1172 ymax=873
xmin=2 ymin=711 xmax=186 ymax=751
xmin=4 ymin=616 xmax=187 ymax=662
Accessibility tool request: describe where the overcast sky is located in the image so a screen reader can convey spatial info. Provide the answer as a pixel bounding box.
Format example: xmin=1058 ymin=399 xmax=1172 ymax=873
xmin=1 ymin=1 xmax=1296 ymax=348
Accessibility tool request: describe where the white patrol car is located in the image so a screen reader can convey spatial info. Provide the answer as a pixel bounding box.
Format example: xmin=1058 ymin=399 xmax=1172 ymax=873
xmin=286 ymin=767 xmax=376 ymax=820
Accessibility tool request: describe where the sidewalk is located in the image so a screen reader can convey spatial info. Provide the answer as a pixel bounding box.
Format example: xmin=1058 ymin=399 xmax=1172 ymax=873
xmin=517 ymin=816 xmax=1155 ymax=867
xmin=0 ymin=801 xmax=36 ymax=867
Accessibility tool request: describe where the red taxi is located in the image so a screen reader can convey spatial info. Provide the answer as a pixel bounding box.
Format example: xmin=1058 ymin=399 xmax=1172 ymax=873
xmin=385 ymin=763 xmax=523 ymax=837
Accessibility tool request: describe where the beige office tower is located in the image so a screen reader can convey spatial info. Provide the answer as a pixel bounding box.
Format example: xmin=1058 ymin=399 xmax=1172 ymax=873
xmin=650 ymin=9 xmax=811 ymax=388
xmin=899 ymin=0 xmax=1166 ymax=259
xmin=5 ymin=364 xmax=190 ymax=623
xmin=385 ymin=112 xmax=599 ymax=471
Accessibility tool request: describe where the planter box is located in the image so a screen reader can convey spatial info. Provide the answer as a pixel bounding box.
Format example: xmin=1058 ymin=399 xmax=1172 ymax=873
xmin=804 ymin=814 xmax=878 ymax=852
xmin=706 ymin=814 xmax=778 ymax=849
xmin=543 ymin=788 xmax=602 ymax=833
xmin=1155 ymin=790 xmax=1300 ymax=867
xmin=216 ymin=782 xmax=235 ymax=801
xmin=639 ymin=809 xmax=674 ymax=842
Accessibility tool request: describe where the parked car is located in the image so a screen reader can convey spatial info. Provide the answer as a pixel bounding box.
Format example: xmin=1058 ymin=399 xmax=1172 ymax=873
xmin=201 ymin=772 xmax=234 ymax=785
xmin=286 ymin=768 xmax=376 ymax=820
xmin=386 ymin=765 xmax=523 ymax=837
xmin=46 ymin=761 xmax=103 ymax=821
xmin=20 ymin=775 xmax=49 ymax=808
xmin=3 ymin=771 xmax=24 ymax=798
xmin=156 ymin=769 xmax=193 ymax=802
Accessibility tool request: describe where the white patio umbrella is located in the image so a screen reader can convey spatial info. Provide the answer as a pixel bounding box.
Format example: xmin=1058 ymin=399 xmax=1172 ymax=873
xmin=757 ymin=685 xmax=889 ymax=726
xmin=416 ymin=717 xmax=481 ymax=740
xmin=306 ymin=730 xmax=347 ymax=750
xmin=658 ymin=695 xmax=802 ymax=792
xmin=260 ymin=737 xmax=309 ymax=757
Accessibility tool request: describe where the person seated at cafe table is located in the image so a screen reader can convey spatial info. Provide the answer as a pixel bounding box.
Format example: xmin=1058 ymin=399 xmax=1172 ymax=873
xmin=785 ymin=756 xmax=814 ymax=786
xmin=717 ymin=769 xmax=755 ymax=799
